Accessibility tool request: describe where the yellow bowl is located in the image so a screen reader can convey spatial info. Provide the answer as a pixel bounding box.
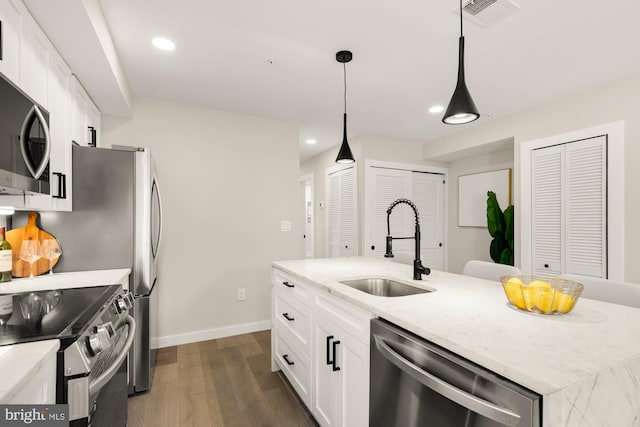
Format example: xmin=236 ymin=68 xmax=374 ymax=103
xmin=500 ymin=275 xmax=584 ymax=315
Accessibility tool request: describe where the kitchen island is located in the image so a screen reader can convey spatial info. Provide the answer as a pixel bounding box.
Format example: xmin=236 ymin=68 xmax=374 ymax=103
xmin=272 ymin=257 xmax=640 ymax=427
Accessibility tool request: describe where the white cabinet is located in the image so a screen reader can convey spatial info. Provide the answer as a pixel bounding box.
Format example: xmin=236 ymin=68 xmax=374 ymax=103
xmin=48 ymin=52 xmax=72 ymax=210
xmin=20 ymin=13 xmax=49 ymax=109
xmin=0 ymin=0 xmax=102 ymax=211
xmin=312 ymin=292 xmax=370 ymax=427
xmin=272 ymin=268 xmax=372 ymax=427
xmin=87 ymin=100 xmax=101 ymax=147
xmin=0 ymin=0 xmax=25 ymax=84
xmin=8 ymin=350 xmax=56 ymax=404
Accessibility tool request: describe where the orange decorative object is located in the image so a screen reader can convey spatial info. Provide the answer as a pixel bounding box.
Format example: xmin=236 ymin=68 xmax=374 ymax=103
xmin=6 ymin=212 xmax=61 ymax=278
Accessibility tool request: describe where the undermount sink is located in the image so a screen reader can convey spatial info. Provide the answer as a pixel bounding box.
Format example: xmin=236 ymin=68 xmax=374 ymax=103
xmin=339 ymin=278 xmax=432 ymax=297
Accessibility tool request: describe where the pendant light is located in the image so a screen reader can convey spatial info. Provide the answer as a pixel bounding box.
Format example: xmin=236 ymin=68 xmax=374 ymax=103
xmin=335 ymin=50 xmax=355 ymax=164
xmin=442 ymin=0 xmax=480 ymax=125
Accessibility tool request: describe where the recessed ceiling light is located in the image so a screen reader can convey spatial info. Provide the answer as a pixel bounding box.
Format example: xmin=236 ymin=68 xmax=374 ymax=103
xmin=152 ymin=37 xmax=175 ymax=51
xmin=429 ymin=105 xmax=444 ymax=114
xmin=306 ymin=139 xmax=317 ymax=145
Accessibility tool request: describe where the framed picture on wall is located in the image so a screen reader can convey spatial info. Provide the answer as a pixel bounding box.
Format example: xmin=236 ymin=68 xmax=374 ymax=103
xmin=458 ymin=168 xmax=511 ymax=227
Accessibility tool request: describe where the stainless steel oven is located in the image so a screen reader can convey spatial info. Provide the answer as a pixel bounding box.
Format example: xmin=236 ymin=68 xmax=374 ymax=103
xmin=0 ymin=72 xmax=51 ymax=195
xmin=370 ymin=319 xmax=541 ymax=427
xmin=0 ymin=285 xmax=134 ymax=427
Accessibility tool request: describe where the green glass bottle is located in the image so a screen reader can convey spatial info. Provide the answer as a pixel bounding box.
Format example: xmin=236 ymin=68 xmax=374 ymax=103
xmin=0 ymin=226 xmax=12 ymax=282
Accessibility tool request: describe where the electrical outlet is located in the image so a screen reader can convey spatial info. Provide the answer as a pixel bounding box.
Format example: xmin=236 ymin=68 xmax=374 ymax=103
xmin=237 ymin=288 xmax=246 ymax=301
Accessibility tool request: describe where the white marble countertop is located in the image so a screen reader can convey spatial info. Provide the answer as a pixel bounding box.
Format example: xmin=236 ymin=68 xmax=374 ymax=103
xmin=0 ymin=269 xmax=131 ymax=294
xmin=272 ymin=257 xmax=640 ymax=397
xmin=0 ymin=340 xmax=59 ymax=403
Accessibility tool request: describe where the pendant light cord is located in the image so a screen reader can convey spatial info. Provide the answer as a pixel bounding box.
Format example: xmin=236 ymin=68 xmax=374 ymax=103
xmin=460 ymin=0 xmax=463 ymax=37
xmin=343 ymin=62 xmax=347 ymax=114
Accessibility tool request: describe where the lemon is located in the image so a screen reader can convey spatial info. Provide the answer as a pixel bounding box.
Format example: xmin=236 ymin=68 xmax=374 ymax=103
xmin=504 ymin=278 xmax=526 ymax=309
xmin=534 ymin=288 xmax=559 ymax=313
xmin=556 ymin=293 xmax=576 ymax=314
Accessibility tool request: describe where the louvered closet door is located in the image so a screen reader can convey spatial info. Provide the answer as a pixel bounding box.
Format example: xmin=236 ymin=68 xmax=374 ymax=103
xmin=531 ymin=145 xmax=564 ymax=275
xmin=413 ymin=173 xmax=445 ymax=270
xmin=565 ymin=136 xmax=607 ymax=277
xmin=339 ymin=168 xmax=356 ymax=256
xmin=366 ymin=168 xmax=412 ymax=258
xmin=328 ymin=167 xmax=356 ymax=257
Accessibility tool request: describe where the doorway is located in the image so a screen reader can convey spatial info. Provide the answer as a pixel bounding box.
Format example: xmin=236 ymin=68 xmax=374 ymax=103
xmin=299 ymin=174 xmax=314 ymax=258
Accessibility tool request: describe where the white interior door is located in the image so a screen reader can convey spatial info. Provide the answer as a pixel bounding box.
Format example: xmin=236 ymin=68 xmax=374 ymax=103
xmin=530 ymin=136 xmax=607 ymax=277
xmin=365 ymin=168 xmax=412 ymax=257
xmin=413 ymin=172 xmax=445 ymax=270
xmin=364 ymin=165 xmax=446 ymax=270
xmin=328 ymin=167 xmax=356 ymax=257
xmin=300 ymin=175 xmax=314 ymax=258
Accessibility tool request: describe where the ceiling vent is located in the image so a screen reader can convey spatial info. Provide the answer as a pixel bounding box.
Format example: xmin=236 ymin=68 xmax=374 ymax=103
xmin=455 ymin=0 xmax=520 ymax=28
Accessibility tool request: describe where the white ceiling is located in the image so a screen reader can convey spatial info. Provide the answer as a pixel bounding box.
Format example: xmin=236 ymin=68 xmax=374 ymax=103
xmin=32 ymin=0 xmax=640 ymax=161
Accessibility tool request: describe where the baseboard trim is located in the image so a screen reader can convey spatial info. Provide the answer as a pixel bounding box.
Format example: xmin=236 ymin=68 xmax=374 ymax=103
xmin=152 ymin=320 xmax=272 ymax=348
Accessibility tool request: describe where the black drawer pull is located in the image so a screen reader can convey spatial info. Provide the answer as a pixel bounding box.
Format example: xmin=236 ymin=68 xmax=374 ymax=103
xmin=332 ymin=340 xmax=341 ymax=371
xmin=282 ymin=313 xmax=294 ymax=322
xmin=282 ymin=281 xmax=294 ymax=288
xmin=326 ymin=335 xmax=334 ymax=365
xmin=544 ymin=264 xmax=549 ymax=268
xmin=283 ymin=354 xmax=295 ymax=366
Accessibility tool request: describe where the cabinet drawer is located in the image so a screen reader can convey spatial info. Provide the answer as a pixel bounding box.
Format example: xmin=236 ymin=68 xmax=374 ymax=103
xmin=274 ymin=333 xmax=311 ymax=407
xmin=273 ymin=270 xmax=312 ymax=305
xmin=274 ymin=293 xmax=311 ymax=354
xmin=315 ymin=291 xmax=373 ymax=345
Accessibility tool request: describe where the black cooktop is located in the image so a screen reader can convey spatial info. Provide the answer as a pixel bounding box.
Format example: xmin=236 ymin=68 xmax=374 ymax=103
xmin=0 ymin=285 xmax=121 ymax=347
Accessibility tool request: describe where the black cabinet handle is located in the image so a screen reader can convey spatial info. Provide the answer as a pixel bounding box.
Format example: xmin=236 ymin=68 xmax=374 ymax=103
xmin=88 ymin=126 xmax=97 ymax=147
xmin=332 ymin=340 xmax=341 ymax=371
xmin=326 ymin=335 xmax=334 ymax=365
xmin=282 ymin=313 xmax=294 ymax=322
xmin=544 ymin=264 xmax=549 ymax=268
xmin=282 ymin=281 xmax=294 ymax=288
xmin=52 ymin=172 xmax=67 ymax=199
xmin=439 ymin=243 xmax=443 ymax=247
xmin=282 ymin=354 xmax=294 ymax=366
xmin=371 ymin=245 xmax=375 ymax=250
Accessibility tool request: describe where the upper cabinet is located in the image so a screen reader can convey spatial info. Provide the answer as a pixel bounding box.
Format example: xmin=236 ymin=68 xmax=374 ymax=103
xmin=0 ymin=0 xmax=25 ymax=84
xmin=0 ymin=0 xmax=101 ymax=211
xmin=20 ymin=14 xmax=49 ymax=109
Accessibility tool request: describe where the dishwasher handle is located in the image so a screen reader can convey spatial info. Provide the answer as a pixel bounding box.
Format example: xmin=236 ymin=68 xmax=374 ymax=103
xmin=373 ymin=334 xmax=521 ymax=427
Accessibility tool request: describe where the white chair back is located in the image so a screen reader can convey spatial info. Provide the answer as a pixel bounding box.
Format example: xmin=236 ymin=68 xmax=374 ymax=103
xmin=462 ymin=260 xmax=521 ymax=282
xmin=559 ymin=274 xmax=640 ymax=308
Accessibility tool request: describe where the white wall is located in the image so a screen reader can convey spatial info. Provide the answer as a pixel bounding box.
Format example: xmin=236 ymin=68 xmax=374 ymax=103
xmin=300 ymin=134 xmax=444 ymax=258
xmin=447 ymin=148 xmax=514 ymax=274
xmin=423 ymin=73 xmax=640 ymax=282
xmin=102 ymin=97 xmax=299 ymax=347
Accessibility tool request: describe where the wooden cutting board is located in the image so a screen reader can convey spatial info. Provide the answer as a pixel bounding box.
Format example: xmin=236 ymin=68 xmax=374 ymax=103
xmin=6 ymin=212 xmax=61 ymax=278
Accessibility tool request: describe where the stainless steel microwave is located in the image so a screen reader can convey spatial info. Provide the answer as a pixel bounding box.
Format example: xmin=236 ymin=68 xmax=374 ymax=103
xmin=0 ymin=72 xmax=51 ymax=195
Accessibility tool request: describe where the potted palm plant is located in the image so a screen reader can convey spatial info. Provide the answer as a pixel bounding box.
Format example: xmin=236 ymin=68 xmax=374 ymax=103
xmin=486 ymin=191 xmax=514 ymax=265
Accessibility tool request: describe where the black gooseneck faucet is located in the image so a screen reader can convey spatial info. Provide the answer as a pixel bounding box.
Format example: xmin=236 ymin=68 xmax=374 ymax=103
xmin=384 ymin=198 xmax=431 ymax=280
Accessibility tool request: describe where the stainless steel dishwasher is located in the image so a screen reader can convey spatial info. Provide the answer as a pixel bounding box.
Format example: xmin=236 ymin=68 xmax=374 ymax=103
xmin=370 ymin=319 xmax=541 ymax=427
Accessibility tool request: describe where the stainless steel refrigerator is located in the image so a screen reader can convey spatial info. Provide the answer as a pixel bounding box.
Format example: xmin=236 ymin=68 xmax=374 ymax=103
xmin=15 ymin=144 xmax=163 ymax=394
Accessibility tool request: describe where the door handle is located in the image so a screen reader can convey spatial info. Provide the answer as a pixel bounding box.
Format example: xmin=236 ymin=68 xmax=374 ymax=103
xmin=282 ymin=313 xmax=294 ymax=322
xmin=282 ymin=354 xmax=295 ymax=366
xmin=282 ymin=281 xmax=294 ymax=288
xmin=373 ymin=335 xmax=520 ymax=427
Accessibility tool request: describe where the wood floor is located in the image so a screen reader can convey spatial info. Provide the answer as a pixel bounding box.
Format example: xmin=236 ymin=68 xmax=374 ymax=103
xmin=127 ymin=330 xmax=317 ymax=427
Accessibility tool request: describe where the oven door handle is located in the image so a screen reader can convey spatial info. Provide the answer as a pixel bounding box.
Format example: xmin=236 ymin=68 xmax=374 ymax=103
xmin=89 ymin=316 xmax=136 ymax=396
xmin=373 ymin=335 xmax=521 ymax=427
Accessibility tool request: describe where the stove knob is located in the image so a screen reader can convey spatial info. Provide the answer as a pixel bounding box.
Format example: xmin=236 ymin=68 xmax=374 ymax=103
xmin=86 ymin=334 xmax=103 ymax=356
xmin=95 ymin=324 xmax=113 ymax=337
xmin=115 ymin=297 xmax=128 ymax=313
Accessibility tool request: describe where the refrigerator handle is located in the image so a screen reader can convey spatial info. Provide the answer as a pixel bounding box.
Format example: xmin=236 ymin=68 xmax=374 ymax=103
xmin=152 ymin=174 xmax=163 ymax=257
